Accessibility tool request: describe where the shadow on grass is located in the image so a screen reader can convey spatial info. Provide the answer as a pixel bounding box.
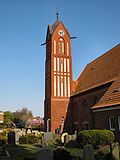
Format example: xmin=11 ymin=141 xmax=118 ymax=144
xmin=4 ymin=144 xmax=39 ymax=160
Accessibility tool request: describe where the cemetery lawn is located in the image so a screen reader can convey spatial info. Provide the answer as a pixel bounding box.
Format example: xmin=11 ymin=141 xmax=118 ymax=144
xmin=4 ymin=144 xmax=38 ymax=160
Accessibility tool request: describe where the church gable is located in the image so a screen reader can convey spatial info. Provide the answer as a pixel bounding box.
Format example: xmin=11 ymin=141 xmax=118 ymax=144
xmin=48 ymin=20 xmax=70 ymax=39
xmin=75 ymin=43 xmax=120 ymax=95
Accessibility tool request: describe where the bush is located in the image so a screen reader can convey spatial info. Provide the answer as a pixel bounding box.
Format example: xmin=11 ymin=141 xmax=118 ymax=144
xmin=19 ymin=133 xmax=39 ymax=144
xmin=54 ymin=148 xmax=72 ymax=160
xmin=77 ymin=129 xmax=114 ymax=148
xmin=0 ymin=131 xmax=7 ymax=144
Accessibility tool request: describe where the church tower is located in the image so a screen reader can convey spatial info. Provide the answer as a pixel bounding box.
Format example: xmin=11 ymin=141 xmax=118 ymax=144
xmin=44 ymin=15 xmax=73 ymax=132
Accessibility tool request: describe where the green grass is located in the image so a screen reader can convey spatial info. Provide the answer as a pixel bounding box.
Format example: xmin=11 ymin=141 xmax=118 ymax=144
xmin=0 ymin=145 xmax=6 ymax=156
xmin=3 ymin=143 xmax=113 ymax=160
xmin=4 ymin=144 xmax=39 ymax=160
xmin=66 ymin=148 xmax=83 ymax=157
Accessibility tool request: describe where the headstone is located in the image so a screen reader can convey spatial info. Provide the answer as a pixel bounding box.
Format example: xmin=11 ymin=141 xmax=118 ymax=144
xmin=111 ymin=142 xmax=119 ymax=160
xmin=68 ymin=134 xmax=76 ymax=141
xmin=15 ymin=131 xmax=20 ymax=144
xmin=8 ymin=130 xmax=20 ymax=144
xmin=8 ymin=132 xmax=15 ymax=144
xmin=27 ymin=129 xmax=31 ymax=134
xmin=43 ymin=132 xmax=53 ymax=142
xmin=35 ymin=148 xmax=53 ymax=160
xmin=61 ymin=133 xmax=68 ymax=144
xmin=83 ymin=144 xmax=94 ymax=160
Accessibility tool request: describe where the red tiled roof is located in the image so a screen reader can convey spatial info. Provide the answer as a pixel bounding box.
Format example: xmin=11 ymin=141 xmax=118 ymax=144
xmin=92 ymin=76 xmax=120 ymax=109
xmin=74 ymin=43 xmax=120 ymax=109
xmin=75 ymin=43 xmax=120 ymax=94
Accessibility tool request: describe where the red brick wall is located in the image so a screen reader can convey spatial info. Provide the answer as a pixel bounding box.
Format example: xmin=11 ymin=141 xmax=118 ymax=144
xmin=93 ymin=108 xmax=120 ymax=130
xmin=51 ymin=98 xmax=70 ymax=132
xmin=69 ymin=83 xmax=110 ymax=132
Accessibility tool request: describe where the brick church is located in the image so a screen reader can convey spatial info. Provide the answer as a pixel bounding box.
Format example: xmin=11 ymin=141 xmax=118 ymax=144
xmin=44 ymin=16 xmax=120 ymax=137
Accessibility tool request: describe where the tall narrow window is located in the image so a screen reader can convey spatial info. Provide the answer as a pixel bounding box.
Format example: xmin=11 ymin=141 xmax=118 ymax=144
xmin=54 ymin=76 xmax=56 ymax=96
xmin=54 ymin=57 xmax=56 ymax=71
xmin=61 ymin=76 xmax=63 ymax=97
xmin=57 ymin=58 xmax=60 ymax=71
xmin=68 ymin=76 xmax=70 ymax=97
xmin=61 ymin=42 xmax=64 ymax=54
xmin=118 ymin=116 xmax=120 ymax=131
xmin=54 ymin=41 xmax=56 ymax=54
xmin=67 ymin=59 xmax=70 ymax=72
xmin=64 ymin=76 xmax=67 ymax=97
xmin=61 ymin=58 xmax=63 ymax=72
xmin=64 ymin=58 xmax=66 ymax=72
xmin=58 ymin=76 xmax=60 ymax=97
xmin=83 ymin=100 xmax=89 ymax=122
xmin=58 ymin=42 xmax=61 ymax=54
xmin=67 ymin=42 xmax=69 ymax=56
xmin=58 ymin=38 xmax=65 ymax=54
xmin=74 ymin=103 xmax=79 ymax=122
xmin=109 ymin=116 xmax=115 ymax=131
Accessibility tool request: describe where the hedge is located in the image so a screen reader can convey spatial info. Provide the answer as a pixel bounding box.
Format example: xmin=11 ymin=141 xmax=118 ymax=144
xmin=77 ymin=129 xmax=114 ymax=148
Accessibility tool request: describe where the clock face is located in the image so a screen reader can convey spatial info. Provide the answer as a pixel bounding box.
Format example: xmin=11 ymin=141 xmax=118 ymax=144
xmin=58 ymin=30 xmax=65 ymax=36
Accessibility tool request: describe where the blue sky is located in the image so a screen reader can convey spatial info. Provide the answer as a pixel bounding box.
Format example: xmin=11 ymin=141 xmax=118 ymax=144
xmin=0 ymin=0 xmax=120 ymax=117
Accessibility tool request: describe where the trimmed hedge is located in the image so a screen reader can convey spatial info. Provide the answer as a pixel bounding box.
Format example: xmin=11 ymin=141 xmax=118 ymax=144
xmin=77 ymin=129 xmax=114 ymax=148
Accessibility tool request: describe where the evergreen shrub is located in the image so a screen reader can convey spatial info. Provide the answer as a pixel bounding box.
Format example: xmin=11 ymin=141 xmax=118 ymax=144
xmin=77 ymin=129 xmax=114 ymax=148
xmin=19 ymin=133 xmax=39 ymax=144
xmin=0 ymin=131 xmax=7 ymax=144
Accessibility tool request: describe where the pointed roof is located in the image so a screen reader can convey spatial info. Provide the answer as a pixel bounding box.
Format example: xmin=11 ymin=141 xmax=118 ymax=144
xmin=48 ymin=20 xmax=61 ymax=34
xmin=73 ymin=43 xmax=120 ymax=109
xmin=47 ymin=19 xmax=70 ymax=37
xmin=46 ymin=20 xmax=61 ymax=41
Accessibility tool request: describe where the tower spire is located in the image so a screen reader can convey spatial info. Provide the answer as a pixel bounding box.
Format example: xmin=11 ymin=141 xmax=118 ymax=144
xmin=56 ymin=7 xmax=59 ymax=20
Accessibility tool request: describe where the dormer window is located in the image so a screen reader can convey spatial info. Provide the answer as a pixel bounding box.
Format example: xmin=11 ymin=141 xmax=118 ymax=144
xmin=113 ymin=87 xmax=120 ymax=93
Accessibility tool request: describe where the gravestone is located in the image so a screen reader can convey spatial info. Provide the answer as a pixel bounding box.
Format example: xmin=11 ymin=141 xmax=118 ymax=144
xmin=83 ymin=144 xmax=94 ymax=160
xmin=8 ymin=132 xmax=15 ymax=144
xmin=111 ymin=142 xmax=119 ymax=160
xmin=15 ymin=131 xmax=20 ymax=144
xmin=8 ymin=130 xmax=20 ymax=144
xmin=61 ymin=133 xmax=68 ymax=144
xmin=35 ymin=148 xmax=53 ymax=160
xmin=43 ymin=132 xmax=53 ymax=142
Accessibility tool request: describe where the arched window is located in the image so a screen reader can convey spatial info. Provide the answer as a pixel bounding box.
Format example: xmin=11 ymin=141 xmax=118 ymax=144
xmin=58 ymin=38 xmax=65 ymax=55
xmin=82 ymin=100 xmax=90 ymax=130
xmin=83 ymin=100 xmax=89 ymax=122
xmin=74 ymin=103 xmax=79 ymax=122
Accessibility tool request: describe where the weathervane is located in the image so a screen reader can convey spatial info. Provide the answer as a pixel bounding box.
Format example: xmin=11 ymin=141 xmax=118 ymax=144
xmin=56 ymin=7 xmax=59 ymax=20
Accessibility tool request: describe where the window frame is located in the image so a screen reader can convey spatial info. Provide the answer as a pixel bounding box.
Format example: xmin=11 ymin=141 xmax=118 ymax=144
xmin=118 ymin=116 xmax=120 ymax=131
xmin=109 ymin=116 xmax=115 ymax=131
